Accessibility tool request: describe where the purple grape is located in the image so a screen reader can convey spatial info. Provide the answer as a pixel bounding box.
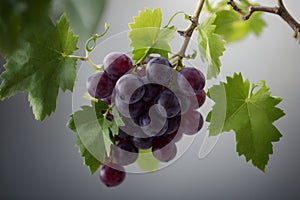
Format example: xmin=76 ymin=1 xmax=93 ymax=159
xmin=143 ymin=83 xmax=163 ymax=102
xmin=166 ymin=130 xmax=183 ymax=143
xmin=152 ymin=137 xmax=177 ymax=162
xmin=115 ymin=128 xmax=132 ymax=142
xmin=177 ymin=67 xmax=205 ymax=96
xmin=115 ymin=74 xmax=145 ymax=104
xmin=179 ymin=110 xmax=204 ymax=135
xmin=196 ymin=89 xmax=206 ymax=108
xmin=87 ymin=72 xmax=115 ymax=99
xmin=102 ymin=96 xmax=112 ymax=105
xmin=165 ymin=115 xmax=181 ymax=135
xmin=132 ymin=136 xmax=154 ymax=149
xmin=103 ymin=52 xmax=133 ymax=79
xmin=99 ymin=163 xmax=125 ymax=187
xmin=155 ymin=89 xmax=180 ymax=118
xmin=146 ymin=57 xmax=174 ymax=86
xmin=110 ymin=140 xmax=138 ymax=166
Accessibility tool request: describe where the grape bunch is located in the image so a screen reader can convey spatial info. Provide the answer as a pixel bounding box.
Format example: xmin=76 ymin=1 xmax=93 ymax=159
xmin=86 ymin=52 xmax=206 ymax=187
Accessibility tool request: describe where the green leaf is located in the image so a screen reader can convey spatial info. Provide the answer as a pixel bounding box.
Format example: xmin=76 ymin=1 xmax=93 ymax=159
xmin=129 ymin=8 xmax=175 ymax=63
xmin=0 ymin=15 xmax=78 ymax=120
xmin=0 ymin=0 xmax=51 ymax=54
xmin=214 ymin=10 xmax=266 ymax=43
xmin=67 ymin=101 xmax=120 ymax=173
xmin=204 ymin=0 xmax=266 ymax=43
xmin=207 ymin=73 xmax=285 ymax=171
xmin=67 ymin=101 xmax=109 ymax=170
xmin=52 ymin=0 xmax=106 ymax=40
xmin=99 ymin=118 xmax=119 ymax=156
xmin=197 ymin=14 xmax=225 ymax=79
xmin=112 ymin=107 xmax=125 ymax=127
xmin=136 ymin=149 xmax=159 ymax=173
xmin=76 ymin=134 xmax=101 ymax=174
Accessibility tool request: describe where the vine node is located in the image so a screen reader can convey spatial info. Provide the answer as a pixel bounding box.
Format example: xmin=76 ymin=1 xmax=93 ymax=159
xmin=228 ymin=0 xmax=300 ymax=43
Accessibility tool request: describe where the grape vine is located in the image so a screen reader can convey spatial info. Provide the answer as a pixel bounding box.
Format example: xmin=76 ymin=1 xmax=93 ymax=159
xmin=0 ymin=0 xmax=296 ymax=188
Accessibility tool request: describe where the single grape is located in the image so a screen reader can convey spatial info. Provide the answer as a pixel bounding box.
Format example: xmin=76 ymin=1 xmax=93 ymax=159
xmin=146 ymin=57 xmax=174 ymax=86
xmin=99 ymin=163 xmax=125 ymax=187
xmin=189 ymin=89 xmax=206 ymax=109
xmin=152 ymin=137 xmax=177 ymax=162
xmin=155 ymin=89 xmax=180 ymax=118
xmin=196 ymin=89 xmax=206 ymax=108
xmin=179 ymin=110 xmax=204 ymax=135
xmin=132 ymin=136 xmax=154 ymax=149
xmin=165 ymin=115 xmax=181 ymax=135
xmin=103 ymin=52 xmax=133 ymax=79
xmin=176 ymin=67 xmax=205 ymax=96
xmin=115 ymin=74 xmax=145 ymax=104
xmin=143 ymin=83 xmax=163 ymax=102
xmin=110 ymin=140 xmax=138 ymax=166
xmin=87 ymin=72 xmax=115 ymax=99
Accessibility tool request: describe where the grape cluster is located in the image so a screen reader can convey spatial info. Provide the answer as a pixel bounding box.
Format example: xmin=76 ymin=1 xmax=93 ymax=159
xmin=86 ymin=52 xmax=206 ymax=187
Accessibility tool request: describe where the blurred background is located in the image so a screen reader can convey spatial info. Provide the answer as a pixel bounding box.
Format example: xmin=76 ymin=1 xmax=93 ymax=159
xmin=0 ymin=0 xmax=299 ymax=199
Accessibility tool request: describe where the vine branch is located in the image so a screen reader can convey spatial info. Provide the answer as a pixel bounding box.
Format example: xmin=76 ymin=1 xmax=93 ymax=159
xmin=177 ymin=0 xmax=206 ymax=58
xmin=228 ymin=0 xmax=300 ymax=43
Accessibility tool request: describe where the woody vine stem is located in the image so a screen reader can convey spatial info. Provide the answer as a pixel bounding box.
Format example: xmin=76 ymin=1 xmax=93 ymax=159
xmin=177 ymin=0 xmax=300 ymax=59
xmin=228 ymin=0 xmax=300 ymax=42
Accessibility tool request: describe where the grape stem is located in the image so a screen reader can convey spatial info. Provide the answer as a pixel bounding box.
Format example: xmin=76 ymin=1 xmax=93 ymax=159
xmin=103 ymin=104 xmax=114 ymax=119
xmin=176 ymin=0 xmax=206 ymax=58
xmin=228 ymin=0 xmax=300 ymax=43
xmin=67 ymin=55 xmax=103 ymax=71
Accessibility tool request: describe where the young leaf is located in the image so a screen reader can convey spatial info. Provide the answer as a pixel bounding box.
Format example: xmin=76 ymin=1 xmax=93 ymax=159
xmin=67 ymin=101 xmax=119 ymax=173
xmin=136 ymin=149 xmax=159 ymax=173
xmin=207 ymin=73 xmax=285 ymax=171
xmin=197 ymin=14 xmax=225 ymax=79
xmin=129 ymin=8 xmax=175 ymax=63
xmin=0 ymin=15 xmax=78 ymax=120
xmin=214 ymin=11 xmax=266 ymax=43
xmin=76 ymin=134 xmax=102 ymax=174
xmin=205 ymin=0 xmax=266 ymax=43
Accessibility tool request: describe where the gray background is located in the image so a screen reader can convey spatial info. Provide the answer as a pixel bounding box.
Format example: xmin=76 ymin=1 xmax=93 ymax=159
xmin=1 ymin=0 xmax=300 ymax=199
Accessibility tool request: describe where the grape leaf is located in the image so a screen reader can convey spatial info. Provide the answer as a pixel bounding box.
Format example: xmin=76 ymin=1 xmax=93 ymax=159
xmin=0 ymin=0 xmax=51 ymax=55
xmin=76 ymin=134 xmax=102 ymax=174
xmin=207 ymin=73 xmax=285 ymax=171
xmin=214 ymin=10 xmax=266 ymax=43
xmin=197 ymin=14 xmax=225 ymax=79
xmin=204 ymin=0 xmax=266 ymax=43
xmin=52 ymin=0 xmax=106 ymax=40
xmin=136 ymin=149 xmax=159 ymax=173
xmin=67 ymin=101 xmax=119 ymax=173
xmin=0 ymin=15 xmax=78 ymax=120
xmin=128 ymin=8 xmax=175 ymax=63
